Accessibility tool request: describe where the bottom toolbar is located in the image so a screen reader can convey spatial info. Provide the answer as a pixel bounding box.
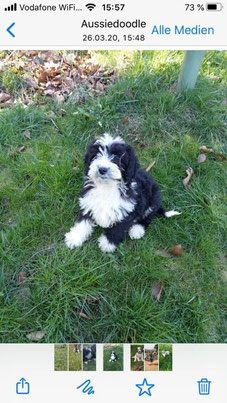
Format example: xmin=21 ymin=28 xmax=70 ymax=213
xmin=0 ymin=344 xmax=225 ymax=402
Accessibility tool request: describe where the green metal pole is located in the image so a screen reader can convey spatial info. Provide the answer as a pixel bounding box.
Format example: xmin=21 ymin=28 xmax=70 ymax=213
xmin=177 ymin=50 xmax=205 ymax=91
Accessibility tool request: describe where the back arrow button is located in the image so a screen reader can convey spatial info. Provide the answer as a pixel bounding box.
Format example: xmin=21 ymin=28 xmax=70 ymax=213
xmin=7 ymin=22 xmax=16 ymax=38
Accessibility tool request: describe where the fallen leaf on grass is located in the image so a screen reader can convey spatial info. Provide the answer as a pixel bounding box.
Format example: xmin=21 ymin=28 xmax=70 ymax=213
xmin=40 ymin=50 xmax=53 ymax=62
xmin=122 ymin=117 xmax=129 ymax=124
xmin=199 ymin=146 xmax=227 ymax=161
xmin=168 ymin=244 xmax=183 ymax=257
xmin=137 ymin=143 xmax=147 ymax=150
xmin=151 ymin=281 xmax=163 ymax=301
xmin=0 ymin=92 xmax=11 ymax=103
xmin=0 ymin=102 xmax=11 ymax=108
xmin=18 ymin=146 xmax=27 ymax=153
xmin=28 ymin=50 xmax=38 ymax=57
xmin=86 ymin=296 xmax=99 ymax=304
xmin=43 ymin=88 xmax=56 ymax=96
xmin=26 ymin=330 xmax=46 ymax=341
xmin=145 ymin=161 xmax=156 ymax=172
xmin=18 ymin=271 xmax=27 ymax=283
xmin=25 ymin=78 xmax=39 ymax=89
xmin=155 ymin=244 xmax=183 ymax=258
xmin=197 ymin=153 xmax=206 ymax=164
xmin=78 ymin=311 xmax=90 ymax=320
xmin=183 ymin=167 xmax=194 ymax=187
xmin=24 ymin=130 xmax=31 ymax=139
xmin=10 ymin=145 xmax=27 ymax=158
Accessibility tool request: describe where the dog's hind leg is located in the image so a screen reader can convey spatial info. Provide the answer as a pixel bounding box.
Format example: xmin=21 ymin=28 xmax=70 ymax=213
xmin=129 ymin=210 xmax=156 ymax=240
xmin=129 ymin=224 xmax=145 ymax=240
xmin=65 ymin=212 xmax=94 ymax=249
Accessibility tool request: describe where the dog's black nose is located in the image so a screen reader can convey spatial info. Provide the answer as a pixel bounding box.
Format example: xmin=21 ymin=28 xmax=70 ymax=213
xmin=98 ymin=167 xmax=108 ymax=175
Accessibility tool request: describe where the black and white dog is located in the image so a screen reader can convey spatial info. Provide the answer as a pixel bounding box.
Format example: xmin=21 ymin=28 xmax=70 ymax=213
xmin=109 ymin=351 xmax=118 ymax=362
xmin=65 ymin=133 xmax=180 ymax=253
xmin=83 ymin=344 xmax=96 ymax=364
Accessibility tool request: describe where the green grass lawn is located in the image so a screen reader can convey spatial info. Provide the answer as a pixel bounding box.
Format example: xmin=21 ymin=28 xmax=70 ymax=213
xmin=159 ymin=344 xmax=173 ymax=371
xmin=54 ymin=344 xmax=68 ymax=371
xmin=103 ymin=344 xmax=124 ymax=371
xmin=69 ymin=344 xmax=82 ymax=371
xmin=0 ymin=50 xmax=226 ymax=344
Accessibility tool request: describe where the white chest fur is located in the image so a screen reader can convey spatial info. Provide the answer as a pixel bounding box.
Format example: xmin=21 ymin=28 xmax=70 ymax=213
xmin=79 ymin=183 xmax=135 ymax=228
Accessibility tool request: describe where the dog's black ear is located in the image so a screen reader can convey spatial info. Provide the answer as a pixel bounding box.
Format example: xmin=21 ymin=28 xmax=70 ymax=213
xmin=122 ymin=144 xmax=139 ymax=184
xmin=84 ymin=140 xmax=99 ymax=175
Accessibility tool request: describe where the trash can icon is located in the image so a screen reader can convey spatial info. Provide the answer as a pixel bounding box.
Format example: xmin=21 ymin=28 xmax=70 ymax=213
xmin=197 ymin=378 xmax=211 ymax=395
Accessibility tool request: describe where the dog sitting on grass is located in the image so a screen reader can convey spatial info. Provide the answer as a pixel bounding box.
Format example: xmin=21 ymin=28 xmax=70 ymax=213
xmin=133 ymin=347 xmax=144 ymax=362
xmin=65 ymin=133 xmax=180 ymax=253
xmin=109 ymin=351 xmax=118 ymax=362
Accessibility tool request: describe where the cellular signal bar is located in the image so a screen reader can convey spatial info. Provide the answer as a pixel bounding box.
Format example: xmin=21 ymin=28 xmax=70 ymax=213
xmin=4 ymin=3 xmax=17 ymax=11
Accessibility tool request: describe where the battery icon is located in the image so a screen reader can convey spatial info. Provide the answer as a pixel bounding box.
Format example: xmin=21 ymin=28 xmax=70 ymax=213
xmin=206 ymin=3 xmax=223 ymax=10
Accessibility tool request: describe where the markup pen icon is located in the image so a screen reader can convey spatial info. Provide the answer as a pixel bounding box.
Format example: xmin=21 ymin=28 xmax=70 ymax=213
xmin=16 ymin=378 xmax=30 ymax=395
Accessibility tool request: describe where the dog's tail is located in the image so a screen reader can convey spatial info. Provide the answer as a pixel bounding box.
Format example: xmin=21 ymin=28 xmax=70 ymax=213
xmin=158 ymin=207 xmax=181 ymax=218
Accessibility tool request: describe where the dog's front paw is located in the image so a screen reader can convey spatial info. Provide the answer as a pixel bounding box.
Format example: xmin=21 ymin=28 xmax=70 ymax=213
xmin=129 ymin=224 xmax=145 ymax=240
xmin=98 ymin=235 xmax=116 ymax=253
xmin=64 ymin=229 xmax=84 ymax=249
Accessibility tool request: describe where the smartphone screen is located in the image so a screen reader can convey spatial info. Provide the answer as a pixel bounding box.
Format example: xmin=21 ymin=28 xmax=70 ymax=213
xmin=0 ymin=1 xmax=226 ymax=402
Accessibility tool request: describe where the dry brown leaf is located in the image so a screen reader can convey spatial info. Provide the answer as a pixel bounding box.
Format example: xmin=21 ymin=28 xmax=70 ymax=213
xmin=78 ymin=311 xmax=90 ymax=320
xmin=151 ymin=281 xmax=163 ymax=301
xmin=10 ymin=145 xmax=27 ymax=158
xmin=24 ymin=130 xmax=31 ymax=139
xmin=137 ymin=143 xmax=147 ymax=150
xmin=0 ymin=102 xmax=11 ymax=108
xmin=28 ymin=50 xmax=38 ymax=57
xmin=87 ymin=296 xmax=99 ymax=303
xmin=0 ymin=93 xmax=11 ymax=103
xmin=145 ymin=161 xmax=156 ymax=172
xmin=25 ymin=78 xmax=39 ymax=89
xmin=198 ymin=153 xmax=206 ymax=163
xmin=122 ymin=117 xmax=129 ymax=124
xmin=18 ymin=146 xmax=27 ymax=153
xmin=199 ymin=146 xmax=227 ymax=161
xmin=43 ymin=88 xmax=56 ymax=96
xmin=183 ymin=167 xmax=194 ymax=187
xmin=37 ymin=70 xmax=49 ymax=83
xmin=40 ymin=51 xmax=53 ymax=62
xmin=26 ymin=330 xmax=46 ymax=341
xmin=18 ymin=271 xmax=27 ymax=283
xmin=168 ymin=244 xmax=183 ymax=257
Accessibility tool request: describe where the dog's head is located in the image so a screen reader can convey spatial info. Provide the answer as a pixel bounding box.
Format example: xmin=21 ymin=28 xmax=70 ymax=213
xmin=136 ymin=347 xmax=143 ymax=354
xmin=84 ymin=133 xmax=138 ymax=185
